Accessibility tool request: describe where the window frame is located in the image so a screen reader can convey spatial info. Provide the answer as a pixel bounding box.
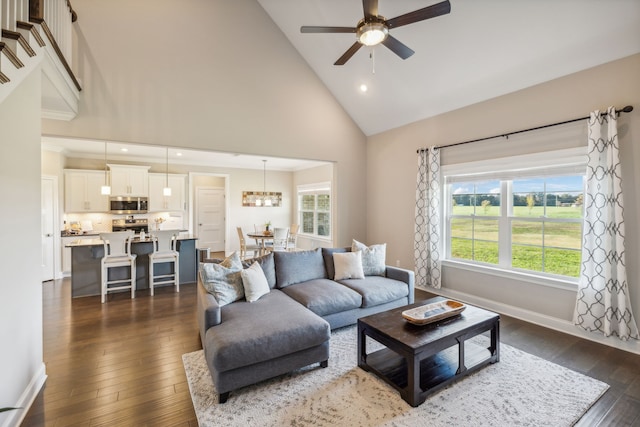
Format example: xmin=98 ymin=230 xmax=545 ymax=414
xmin=442 ymin=148 xmax=586 ymax=288
xmin=297 ymin=182 xmax=332 ymax=239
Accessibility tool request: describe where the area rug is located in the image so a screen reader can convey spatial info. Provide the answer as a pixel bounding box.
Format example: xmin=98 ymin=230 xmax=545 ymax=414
xmin=182 ymin=327 xmax=608 ymax=427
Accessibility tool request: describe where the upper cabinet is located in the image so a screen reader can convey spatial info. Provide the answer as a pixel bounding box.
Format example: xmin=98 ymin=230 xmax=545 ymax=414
xmin=108 ymin=164 xmax=150 ymax=196
xmin=148 ymin=173 xmax=187 ymax=212
xmin=64 ymin=170 xmax=109 ymax=212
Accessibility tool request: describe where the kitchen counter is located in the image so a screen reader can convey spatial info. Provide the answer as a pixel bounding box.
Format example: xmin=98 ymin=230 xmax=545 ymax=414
xmin=65 ymin=234 xmax=197 ymax=247
xmin=68 ymin=235 xmax=198 ymax=298
xmin=61 ymin=231 xmax=100 ymax=237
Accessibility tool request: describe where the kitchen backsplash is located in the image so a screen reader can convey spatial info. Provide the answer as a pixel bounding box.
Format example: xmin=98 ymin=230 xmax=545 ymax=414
xmin=63 ymin=212 xmax=185 ymax=233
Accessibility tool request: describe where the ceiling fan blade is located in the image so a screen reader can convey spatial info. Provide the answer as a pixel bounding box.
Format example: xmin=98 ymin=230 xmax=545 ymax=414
xmin=363 ymin=0 xmax=378 ymax=20
xmin=334 ymin=42 xmax=363 ymax=65
xmin=381 ymin=35 xmax=414 ymax=60
xmin=301 ymin=26 xmax=356 ymax=33
xmin=386 ymin=0 xmax=451 ymax=29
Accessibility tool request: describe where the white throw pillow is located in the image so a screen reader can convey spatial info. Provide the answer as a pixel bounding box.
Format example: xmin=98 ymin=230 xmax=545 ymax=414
xmin=333 ymin=251 xmax=365 ymax=280
xmin=241 ymin=261 xmax=271 ymax=302
xmin=352 ymin=239 xmax=386 ymax=276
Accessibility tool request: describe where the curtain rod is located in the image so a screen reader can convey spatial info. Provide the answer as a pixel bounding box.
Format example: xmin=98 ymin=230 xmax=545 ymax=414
xmin=417 ymin=105 xmax=634 ymax=153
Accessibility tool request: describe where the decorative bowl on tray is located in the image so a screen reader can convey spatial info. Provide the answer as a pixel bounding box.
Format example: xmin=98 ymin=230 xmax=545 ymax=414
xmin=402 ymin=300 xmax=466 ymax=325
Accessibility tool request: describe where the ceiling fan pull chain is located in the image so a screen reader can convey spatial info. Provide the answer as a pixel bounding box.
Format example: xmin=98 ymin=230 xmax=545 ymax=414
xmin=370 ymin=48 xmax=376 ymax=74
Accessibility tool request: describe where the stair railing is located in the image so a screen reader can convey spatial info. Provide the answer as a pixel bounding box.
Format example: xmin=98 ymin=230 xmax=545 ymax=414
xmin=27 ymin=0 xmax=80 ymax=90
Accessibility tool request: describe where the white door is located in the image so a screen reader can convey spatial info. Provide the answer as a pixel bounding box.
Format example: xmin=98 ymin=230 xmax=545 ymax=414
xmin=42 ymin=177 xmax=56 ymax=281
xmin=196 ymin=187 xmax=225 ymax=252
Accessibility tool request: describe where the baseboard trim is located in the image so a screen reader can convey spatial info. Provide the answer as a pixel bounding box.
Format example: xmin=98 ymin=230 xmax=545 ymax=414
xmin=1 ymin=363 xmax=47 ymax=427
xmin=421 ymin=286 xmax=640 ymax=356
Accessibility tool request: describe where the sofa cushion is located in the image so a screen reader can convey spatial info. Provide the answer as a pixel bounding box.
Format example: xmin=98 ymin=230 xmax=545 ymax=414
xmin=274 ymin=248 xmax=327 ymax=288
xmin=205 ymin=290 xmax=330 ymax=372
xmin=241 ymin=262 xmax=270 ymax=302
xmin=321 ymin=247 xmax=350 ymax=280
xmin=337 ymin=276 xmax=409 ymax=308
xmin=281 ymin=279 xmax=363 ymax=316
xmin=352 ymin=240 xmax=386 ymax=276
xmin=242 ymin=251 xmax=276 ymax=289
xmin=199 ymin=252 xmax=244 ymax=306
xmin=333 ymin=251 xmax=365 ymax=280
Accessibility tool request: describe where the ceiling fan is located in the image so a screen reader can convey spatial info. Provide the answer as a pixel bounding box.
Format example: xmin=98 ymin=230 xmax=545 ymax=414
xmin=300 ymin=0 xmax=451 ymax=65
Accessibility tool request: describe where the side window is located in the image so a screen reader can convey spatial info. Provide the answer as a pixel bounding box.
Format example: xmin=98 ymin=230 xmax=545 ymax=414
xmin=297 ymin=183 xmax=331 ymax=238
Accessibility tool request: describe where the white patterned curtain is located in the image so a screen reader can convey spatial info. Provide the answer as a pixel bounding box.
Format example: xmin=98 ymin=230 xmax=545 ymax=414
xmin=573 ymin=107 xmax=639 ymax=340
xmin=414 ymin=147 xmax=441 ymax=289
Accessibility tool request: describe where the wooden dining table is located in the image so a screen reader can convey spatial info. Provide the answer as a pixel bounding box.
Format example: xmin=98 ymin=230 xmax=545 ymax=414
xmin=247 ymin=232 xmax=274 ymax=255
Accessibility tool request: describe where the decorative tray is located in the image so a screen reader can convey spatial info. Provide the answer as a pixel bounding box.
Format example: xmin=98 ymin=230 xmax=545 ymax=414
xmin=402 ymin=300 xmax=466 ymax=325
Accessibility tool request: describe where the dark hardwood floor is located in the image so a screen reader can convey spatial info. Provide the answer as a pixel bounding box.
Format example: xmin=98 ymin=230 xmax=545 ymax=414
xmin=22 ymin=279 xmax=201 ymax=427
xmin=20 ymin=282 xmax=640 ymax=426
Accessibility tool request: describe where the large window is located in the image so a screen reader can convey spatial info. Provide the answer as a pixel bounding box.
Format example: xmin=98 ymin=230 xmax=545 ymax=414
xmin=445 ymin=149 xmax=586 ymax=280
xmin=298 ymin=182 xmax=331 ymax=238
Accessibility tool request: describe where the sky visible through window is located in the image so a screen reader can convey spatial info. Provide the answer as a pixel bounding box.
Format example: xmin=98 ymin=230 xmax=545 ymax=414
xmin=452 ymin=176 xmax=583 ymax=195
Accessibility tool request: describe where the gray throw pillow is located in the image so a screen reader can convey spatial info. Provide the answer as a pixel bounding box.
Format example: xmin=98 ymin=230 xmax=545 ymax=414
xmin=200 ymin=252 xmax=244 ymax=306
xmin=352 ymin=239 xmax=386 ymax=276
xmin=274 ymin=248 xmax=327 ymax=288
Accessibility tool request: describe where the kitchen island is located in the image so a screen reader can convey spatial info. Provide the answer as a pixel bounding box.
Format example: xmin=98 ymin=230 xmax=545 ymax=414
xmin=66 ymin=235 xmax=198 ymax=298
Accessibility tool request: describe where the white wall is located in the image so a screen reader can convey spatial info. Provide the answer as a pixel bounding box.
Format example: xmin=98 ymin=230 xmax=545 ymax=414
xmin=367 ymin=53 xmax=640 ymax=352
xmin=0 ymin=70 xmax=45 ymax=426
xmin=42 ymin=0 xmax=367 ymax=247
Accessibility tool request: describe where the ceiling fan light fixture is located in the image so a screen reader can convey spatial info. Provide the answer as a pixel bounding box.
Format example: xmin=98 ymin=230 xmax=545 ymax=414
xmin=357 ymin=22 xmax=388 ymax=46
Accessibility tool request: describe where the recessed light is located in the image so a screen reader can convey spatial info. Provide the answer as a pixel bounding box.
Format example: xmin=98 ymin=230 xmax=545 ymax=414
xmin=359 ymin=84 xmax=368 ymax=92
xmin=176 ymin=152 xmax=183 ymax=157
xmin=120 ymin=148 xmax=128 ymax=152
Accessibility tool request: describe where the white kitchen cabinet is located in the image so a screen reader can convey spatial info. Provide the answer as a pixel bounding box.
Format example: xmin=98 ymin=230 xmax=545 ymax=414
xmin=64 ymin=170 xmax=109 ymax=212
xmin=108 ymin=164 xmax=150 ymax=196
xmin=148 ymin=173 xmax=187 ymax=212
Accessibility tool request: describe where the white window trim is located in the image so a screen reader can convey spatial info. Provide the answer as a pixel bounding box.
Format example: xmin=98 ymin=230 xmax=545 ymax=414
xmin=442 ymin=147 xmax=586 ymax=286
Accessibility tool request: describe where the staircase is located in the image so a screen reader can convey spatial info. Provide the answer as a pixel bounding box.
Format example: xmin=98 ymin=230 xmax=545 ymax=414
xmin=0 ymin=0 xmax=80 ymax=119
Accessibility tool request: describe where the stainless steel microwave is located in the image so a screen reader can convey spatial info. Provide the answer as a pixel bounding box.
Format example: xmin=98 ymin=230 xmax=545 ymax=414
xmin=109 ymin=197 xmax=148 ymax=214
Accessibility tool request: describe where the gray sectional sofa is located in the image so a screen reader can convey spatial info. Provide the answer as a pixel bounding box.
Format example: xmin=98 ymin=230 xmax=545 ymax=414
xmin=196 ymin=246 xmax=415 ymax=403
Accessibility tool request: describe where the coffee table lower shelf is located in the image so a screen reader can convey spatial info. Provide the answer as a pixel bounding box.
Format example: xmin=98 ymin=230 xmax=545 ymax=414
xmin=361 ymin=341 xmax=493 ymax=396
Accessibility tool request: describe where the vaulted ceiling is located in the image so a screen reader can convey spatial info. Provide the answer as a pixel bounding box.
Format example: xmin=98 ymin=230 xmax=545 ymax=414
xmin=257 ymin=0 xmax=640 ymax=136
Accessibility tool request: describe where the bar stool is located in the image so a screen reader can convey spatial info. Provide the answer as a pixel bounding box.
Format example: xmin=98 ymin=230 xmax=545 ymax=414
xmin=149 ymin=230 xmax=180 ymax=296
xmin=99 ymin=231 xmax=136 ymax=303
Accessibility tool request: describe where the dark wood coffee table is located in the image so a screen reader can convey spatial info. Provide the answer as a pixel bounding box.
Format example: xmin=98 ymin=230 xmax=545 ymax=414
xmin=357 ymin=297 xmax=500 ymax=407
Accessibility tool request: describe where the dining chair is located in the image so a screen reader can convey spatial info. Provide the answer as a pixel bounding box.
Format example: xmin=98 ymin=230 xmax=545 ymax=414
xmin=99 ymin=231 xmax=136 ymax=303
xmin=271 ymin=227 xmax=289 ymax=252
xmin=287 ymin=224 xmax=299 ymax=251
xmin=148 ymin=230 xmax=180 ymax=296
xmin=237 ymin=227 xmax=261 ymax=259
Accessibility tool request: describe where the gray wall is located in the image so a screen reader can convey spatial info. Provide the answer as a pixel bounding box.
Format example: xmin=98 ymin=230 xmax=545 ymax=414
xmin=366 ymin=53 xmax=640 ymax=351
xmin=0 ymin=70 xmax=44 ymax=424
